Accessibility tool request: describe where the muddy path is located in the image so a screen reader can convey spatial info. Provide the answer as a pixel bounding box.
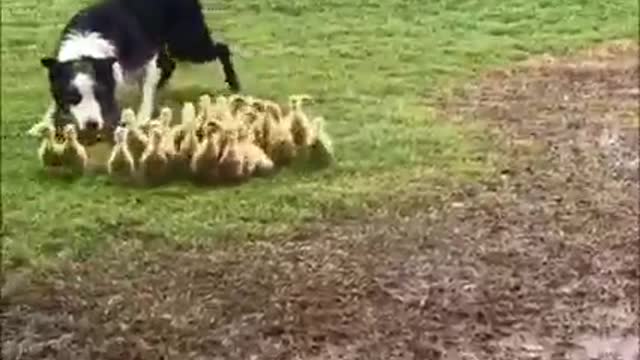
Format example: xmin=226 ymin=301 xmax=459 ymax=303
xmin=2 ymin=40 xmax=638 ymax=360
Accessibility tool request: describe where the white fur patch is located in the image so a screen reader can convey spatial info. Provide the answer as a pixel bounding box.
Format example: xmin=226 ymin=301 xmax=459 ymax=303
xmin=69 ymin=73 xmax=104 ymax=130
xmin=136 ymin=54 xmax=162 ymax=123
xmin=57 ymin=31 xmax=116 ymax=62
xmin=113 ymin=61 xmax=125 ymax=85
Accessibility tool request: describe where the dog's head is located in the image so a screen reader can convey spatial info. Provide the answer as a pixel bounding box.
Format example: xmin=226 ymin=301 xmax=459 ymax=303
xmin=40 ymin=56 xmax=121 ymax=132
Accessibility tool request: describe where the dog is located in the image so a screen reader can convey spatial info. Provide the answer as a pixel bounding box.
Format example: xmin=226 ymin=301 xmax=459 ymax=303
xmin=38 ymin=0 xmax=241 ymax=138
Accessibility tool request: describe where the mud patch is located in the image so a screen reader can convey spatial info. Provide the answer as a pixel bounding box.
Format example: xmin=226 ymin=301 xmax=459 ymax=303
xmin=2 ymin=40 xmax=639 ymax=360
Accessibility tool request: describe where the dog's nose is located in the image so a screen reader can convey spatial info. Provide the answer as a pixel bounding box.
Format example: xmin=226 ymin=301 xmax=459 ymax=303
xmin=86 ymin=119 xmax=99 ymax=130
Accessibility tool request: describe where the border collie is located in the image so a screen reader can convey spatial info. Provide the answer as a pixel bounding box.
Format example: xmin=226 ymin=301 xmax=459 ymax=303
xmin=39 ymin=0 xmax=240 ymax=137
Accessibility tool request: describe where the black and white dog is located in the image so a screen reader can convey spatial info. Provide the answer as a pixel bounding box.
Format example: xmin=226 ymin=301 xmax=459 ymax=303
xmin=39 ymin=0 xmax=240 ymax=136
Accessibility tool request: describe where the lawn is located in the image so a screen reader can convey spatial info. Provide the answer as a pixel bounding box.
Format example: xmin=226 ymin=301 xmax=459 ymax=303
xmin=1 ymin=0 xmax=636 ymax=269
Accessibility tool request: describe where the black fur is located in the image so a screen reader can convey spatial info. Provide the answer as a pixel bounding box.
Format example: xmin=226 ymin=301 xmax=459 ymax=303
xmin=157 ymin=47 xmax=176 ymax=89
xmin=42 ymin=57 xmax=120 ymax=130
xmin=41 ymin=0 xmax=241 ymax=128
xmin=52 ymin=0 xmax=240 ymax=88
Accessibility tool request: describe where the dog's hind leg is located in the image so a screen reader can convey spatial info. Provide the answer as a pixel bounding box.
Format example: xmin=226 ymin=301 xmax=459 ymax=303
xmin=165 ymin=0 xmax=241 ymax=92
xmin=167 ymin=35 xmax=240 ymax=92
xmin=212 ymin=41 xmax=240 ymax=93
xmin=136 ymin=54 xmax=162 ymax=124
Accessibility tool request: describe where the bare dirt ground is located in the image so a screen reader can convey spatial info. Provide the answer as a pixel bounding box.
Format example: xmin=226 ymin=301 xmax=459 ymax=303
xmin=2 ymin=40 xmax=638 ymax=360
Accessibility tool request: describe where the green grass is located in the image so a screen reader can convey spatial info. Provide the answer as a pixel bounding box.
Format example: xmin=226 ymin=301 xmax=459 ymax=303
xmin=1 ymin=0 xmax=637 ymax=269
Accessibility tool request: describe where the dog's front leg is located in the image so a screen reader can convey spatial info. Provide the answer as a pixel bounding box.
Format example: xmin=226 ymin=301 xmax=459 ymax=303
xmin=27 ymin=102 xmax=57 ymax=137
xmin=136 ymin=54 xmax=161 ymax=124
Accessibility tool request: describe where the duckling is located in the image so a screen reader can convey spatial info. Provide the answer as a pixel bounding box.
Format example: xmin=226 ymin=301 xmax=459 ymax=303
xmin=139 ymin=127 xmax=170 ymax=185
xmin=167 ymin=123 xmax=186 ymax=153
xmin=36 ymin=123 xmax=64 ymax=168
xmin=249 ymin=97 xmax=267 ymax=115
xmin=283 ymin=94 xmax=312 ymax=116
xmin=107 ymin=126 xmax=136 ymax=180
xmin=235 ymin=108 xmax=268 ymax=150
xmin=60 ymin=123 xmax=88 ymax=175
xmin=238 ymin=127 xmax=275 ymax=177
xmin=236 ymin=107 xmax=259 ymax=128
xmin=215 ymin=95 xmax=228 ymax=107
xmin=228 ymin=94 xmax=251 ymax=117
xmin=178 ymin=102 xmax=198 ymax=156
xmin=190 ymin=121 xmax=222 ymax=183
xmin=197 ymin=94 xmax=213 ymax=122
xmin=145 ymin=107 xmax=170 ymax=132
xmin=213 ymin=95 xmax=235 ymax=126
xmin=290 ymin=94 xmax=313 ymax=103
xmin=308 ymin=116 xmax=335 ymax=167
xmin=263 ymin=114 xmax=297 ymax=166
xmin=170 ymin=102 xmax=200 ymax=175
xmin=286 ymin=94 xmax=315 ymax=148
xmin=264 ymin=100 xmax=285 ymax=121
xmin=195 ymin=94 xmax=213 ymax=141
xmin=120 ymin=108 xmax=148 ymax=165
xmin=236 ymin=122 xmax=256 ymax=147
xmin=217 ymin=128 xmax=245 ymax=182
xmin=159 ymin=107 xmax=173 ymax=127
xmin=156 ymin=107 xmax=178 ymax=156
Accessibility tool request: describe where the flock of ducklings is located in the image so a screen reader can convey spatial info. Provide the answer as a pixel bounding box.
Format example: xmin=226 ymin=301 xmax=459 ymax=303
xmin=32 ymin=94 xmax=334 ymax=186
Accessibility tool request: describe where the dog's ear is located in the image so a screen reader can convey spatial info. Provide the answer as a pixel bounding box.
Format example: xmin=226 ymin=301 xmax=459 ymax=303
xmin=40 ymin=57 xmax=58 ymax=69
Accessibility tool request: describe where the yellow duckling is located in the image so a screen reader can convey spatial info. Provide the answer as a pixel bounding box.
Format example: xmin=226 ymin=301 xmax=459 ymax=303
xmin=236 ymin=106 xmax=258 ymax=128
xmin=107 ymin=126 xmax=136 ymax=181
xmin=249 ymin=98 xmax=266 ymax=113
xmin=308 ymin=116 xmax=335 ymax=167
xmin=178 ymin=102 xmax=199 ymax=159
xmin=157 ymin=107 xmax=178 ymax=157
xmin=217 ymin=128 xmax=245 ymax=182
xmin=167 ymin=102 xmax=199 ymax=176
xmin=238 ymin=126 xmax=275 ymax=177
xmin=213 ymin=95 xmax=235 ymax=126
xmin=236 ymin=123 xmax=256 ymax=149
xmin=190 ymin=121 xmax=222 ymax=184
xmin=287 ymin=94 xmax=315 ymax=148
xmin=36 ymin=123 xmax=64 ymax=168
xmin=197 ymin=94 xmax=213 ymax=122
xmin=139 ymin=126 xmax=170 ymax=185
xmin=264 ymin=100 xmax=284 ymax=122
xmin=60 ymin=123 xmax=88 ymax=175
xmin=166 ymin=102 xmax=196 ymax=150
xmin=263 ymin=114 xmax=297 ymax=166
xmin=120 ymin=108 xmax=148 ymax=166
xmin=159 ymin=107 xmax=173 ymax=128
xmin=195 ymin=94 xmax=213 ymax=141
xmin=235 ymin=108 xmax=268 ymax=150
xmin=228 ymin=94 xmax=253 ymax=117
